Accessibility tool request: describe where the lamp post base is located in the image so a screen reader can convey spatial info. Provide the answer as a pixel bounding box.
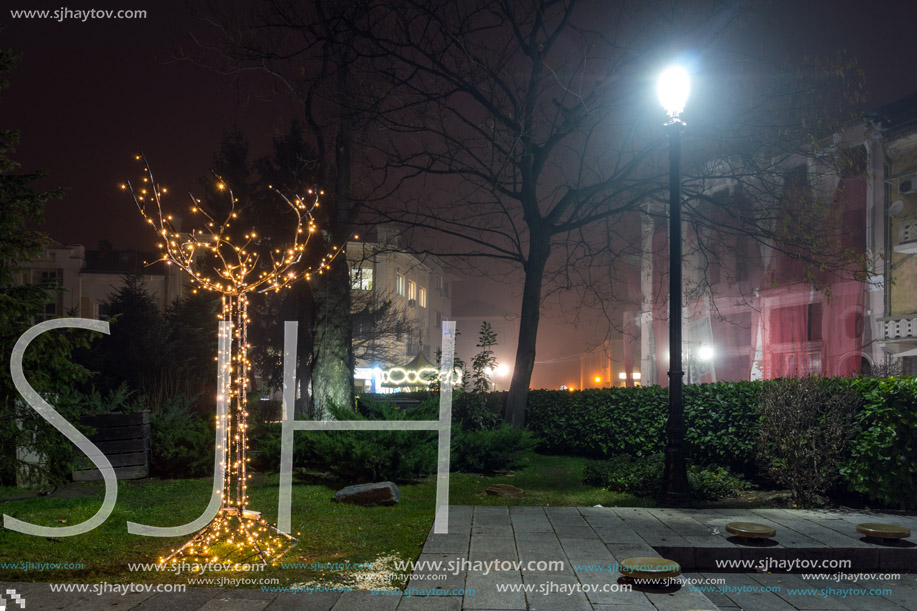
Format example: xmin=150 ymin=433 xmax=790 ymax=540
xmin=661 ymin=440 xmax=691 ymax=507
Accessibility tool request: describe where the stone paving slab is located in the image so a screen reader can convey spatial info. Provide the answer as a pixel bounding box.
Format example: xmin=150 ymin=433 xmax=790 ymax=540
xmin=408 ymin=553 xmax=468 ymax=592
xmin=544 ymin=507 xmax=589 ymax=526
xmin=264 ymin=590 xmax=340 ymax=610
xmin=472 ymin=506 xmax=513 ymax=537
xmin=330 ymin=591 xmax=400 ymax=610
xmin=424 ymin=532 xmax=472 ymax=555
xmin=510 ymin=507 xmax=555 ymax=534
xmin=748 ymin=572 xmax=853 ymax=610
xmin=463 ymin=570 xmax=526 ymax=609
xmin=196 ymin=597 xmax=271 ymax=611
xmin=611 ymin=507 xmax=693 ymax=548
xmin=646 ymin=507 xmax=719 ymax=537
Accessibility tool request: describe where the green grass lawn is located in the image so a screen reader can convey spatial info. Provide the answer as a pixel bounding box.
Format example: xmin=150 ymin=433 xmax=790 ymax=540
xmin=0 ymin=453 xmax=646 ymax=588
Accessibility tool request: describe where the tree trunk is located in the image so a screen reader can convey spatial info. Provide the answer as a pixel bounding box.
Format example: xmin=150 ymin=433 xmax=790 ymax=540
xmin=504 ymin=235 xmax=550 ymax=429
xmin=308 ymin=35 xmax=358 ymax=420
xmin=293 ymin=282 xmax=315 ymax=419
xmin=311 ymin=254 xmax=355 ymax=419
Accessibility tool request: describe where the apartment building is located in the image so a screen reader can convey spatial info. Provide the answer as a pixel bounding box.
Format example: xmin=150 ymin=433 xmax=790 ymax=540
xmin=16 ymin=241 xmax=183 ymax=320
xmin=346 ymin=228 xmax=453 ymax=392
xmin=626 ymin=92 xmax=917 ymax=384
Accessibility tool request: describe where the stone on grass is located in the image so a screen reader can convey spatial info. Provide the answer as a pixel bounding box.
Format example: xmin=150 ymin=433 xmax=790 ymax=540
xmin=486 ymin=484 xmax=524 ymax=497
xmin=334 ymin=481 xmax=400 ymax=506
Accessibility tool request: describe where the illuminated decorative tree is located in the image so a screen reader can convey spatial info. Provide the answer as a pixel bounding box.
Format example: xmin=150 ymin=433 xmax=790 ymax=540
xmin=123 ymin=154 xmax=340 ymax=565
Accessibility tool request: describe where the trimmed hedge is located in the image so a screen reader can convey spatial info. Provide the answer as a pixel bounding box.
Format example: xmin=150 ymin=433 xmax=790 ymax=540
xmin=841 ymin=377 xmax=917 ymax=508
xmin=526 ymin=378 xmax=917 ymax=508
xmin=526 ymin=383 xmax=762 ymax=475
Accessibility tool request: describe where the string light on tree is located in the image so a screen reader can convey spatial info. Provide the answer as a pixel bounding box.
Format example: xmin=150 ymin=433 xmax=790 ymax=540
xmin=124 ymin=152 xmax=347 ymax=566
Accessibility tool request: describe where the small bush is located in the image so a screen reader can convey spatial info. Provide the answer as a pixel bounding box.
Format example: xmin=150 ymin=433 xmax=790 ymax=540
xmin=583 ymin=454 xmax=665 ymax=497
xmin=583 ymin=454 xmax=751 ymax=501
xmin=756 ymin=377 xmax=860 ymax=507
xmin=451 ymin=425 xmax=537 ymax=473
xmin=688 ymin=464 xmax=753 ymax=501
xmin=452 ymin=392 xmax=503 ymax=431
xmin=841 ymin=377 xmax=917 ymax=508
xmin=248 ymin=422 xmax=315 ymax=474
xmin=11 ymin=390 xmax=87 ymax=487
xmin=149 ymin=395 xmax=213 ymax=478
xmin=84 ymin=382 xmax=146 ymax=413
xmin=303 ymin=402 xmax=437 ymax=482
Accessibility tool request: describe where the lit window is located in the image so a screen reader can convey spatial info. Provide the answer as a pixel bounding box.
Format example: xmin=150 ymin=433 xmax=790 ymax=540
xmin=396 ymin=274 xmax=405 ymax=296
xmin=349 ymin=267 xmax=373 ymax=290
xmin=408 ymin=280 xmax=416 ymax=301
xmin=418 ymin=287 xmax=427 ymax=308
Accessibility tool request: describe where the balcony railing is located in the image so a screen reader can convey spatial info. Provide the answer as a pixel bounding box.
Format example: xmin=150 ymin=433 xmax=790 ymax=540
xmin=878 ymin=315 xmax=917 ymax=340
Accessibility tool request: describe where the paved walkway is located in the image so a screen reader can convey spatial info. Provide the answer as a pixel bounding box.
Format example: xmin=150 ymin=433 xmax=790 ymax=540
xmin=4 ymin=505 xmax=917 ymax=610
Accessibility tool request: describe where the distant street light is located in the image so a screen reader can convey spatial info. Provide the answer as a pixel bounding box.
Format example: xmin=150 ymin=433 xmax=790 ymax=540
xmin=491 ymin=363 xmax=510 ymax=391
xmin=658 ymin=65 xmax=691 ymax=506
xmin=686 ymin=342 xmax=715 ymax=384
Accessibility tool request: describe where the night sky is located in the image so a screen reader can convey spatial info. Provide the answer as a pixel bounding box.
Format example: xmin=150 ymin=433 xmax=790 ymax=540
xmin=4 ymin=0 xmax=917 ymax=388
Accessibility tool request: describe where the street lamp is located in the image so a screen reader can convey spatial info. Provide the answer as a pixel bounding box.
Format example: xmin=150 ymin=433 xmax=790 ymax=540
xmin=658 ymin=65 xmax=691 ymax=506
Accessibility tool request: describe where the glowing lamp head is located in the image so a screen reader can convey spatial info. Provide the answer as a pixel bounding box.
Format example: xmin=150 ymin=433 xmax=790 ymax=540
xmin=697 ymin=344 xmax=714 ymax=361
xmin=657 ymin=66 xmax=690 ymax=118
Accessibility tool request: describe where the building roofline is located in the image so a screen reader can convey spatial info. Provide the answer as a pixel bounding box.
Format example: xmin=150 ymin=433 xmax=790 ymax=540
xmin=865 ymin=91 xmax=917 ymax=140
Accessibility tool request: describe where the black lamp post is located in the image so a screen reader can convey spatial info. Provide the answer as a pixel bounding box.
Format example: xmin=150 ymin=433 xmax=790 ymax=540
xmin=657 ymin=66 xmax=691 ymax=505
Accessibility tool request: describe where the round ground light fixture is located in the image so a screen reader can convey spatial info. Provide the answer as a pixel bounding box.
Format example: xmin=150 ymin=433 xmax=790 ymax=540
xmin=619 ymin=556 xmax=681 ymax=581
xmin=725 ymin=521 xmax=776 ymax=540
xmin=856 ymin=522 xmax=910 ymax=543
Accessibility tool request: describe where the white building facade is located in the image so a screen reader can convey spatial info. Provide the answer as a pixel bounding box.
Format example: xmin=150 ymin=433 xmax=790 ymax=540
xmin=17 ymin=242 xmax=184 ymax=320
xmin=346 ymin=230 xmax=454 ymax=392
